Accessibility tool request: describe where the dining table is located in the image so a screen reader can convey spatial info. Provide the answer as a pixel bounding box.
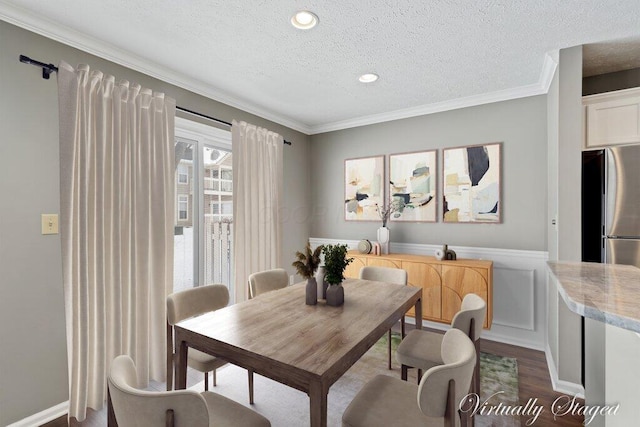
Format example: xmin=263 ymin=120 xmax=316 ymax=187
xmin=173 ymin=278 xmax=423 ymax=427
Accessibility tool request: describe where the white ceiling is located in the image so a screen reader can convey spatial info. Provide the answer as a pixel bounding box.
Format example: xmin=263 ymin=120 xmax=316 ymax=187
xmin=2 ymin=0 xmax=640 ymax=134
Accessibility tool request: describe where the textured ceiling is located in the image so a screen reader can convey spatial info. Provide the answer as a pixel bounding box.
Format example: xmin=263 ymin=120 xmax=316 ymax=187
xmin=2 ymin=0 xmax=640 ymax=134
xmin=583 ymin=37 xmax=640 ymax=77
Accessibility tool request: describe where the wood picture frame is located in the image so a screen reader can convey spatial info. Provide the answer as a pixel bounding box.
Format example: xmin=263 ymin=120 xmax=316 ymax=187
xmin=443 ymin=142 xmax=501 ymax=223
xmin=344 ymin=155 xmax=385 ymax=221
xmin=389 ymin=150 xmax=437 ymax=222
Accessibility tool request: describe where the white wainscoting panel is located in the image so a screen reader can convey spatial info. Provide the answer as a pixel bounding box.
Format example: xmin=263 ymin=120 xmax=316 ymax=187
xmin=309 ymin=238 xmax=548 ymax=350
xmin=493 ymin=268 xmax=535 ymax=331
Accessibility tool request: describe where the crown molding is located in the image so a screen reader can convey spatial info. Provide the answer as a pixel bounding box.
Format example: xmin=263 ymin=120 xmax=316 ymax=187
xmin=539 ymin=52 xmax=558 ymax=93
xmin=2 ymin=2 xmax=558 ymax=137
xmin=310 ymin=52 xmax=558 ymax=134
xmin=310 ymin=78 xmax=550 ymax=134
xmin=0 ymin=2 xmax=313 ymax=135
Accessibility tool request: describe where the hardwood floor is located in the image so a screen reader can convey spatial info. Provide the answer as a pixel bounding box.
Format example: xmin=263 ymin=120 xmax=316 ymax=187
xmin=480 ymin=338 xmax=584 ymax=427
xmin=42 ymin=336 xmax=584 ymax=427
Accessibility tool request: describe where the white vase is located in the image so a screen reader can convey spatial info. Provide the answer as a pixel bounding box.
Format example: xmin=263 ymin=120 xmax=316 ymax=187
xmin=377 ymin=226 xmax=390 ymax=254
xmin=315 ymin=266 xmax=327 ymax=299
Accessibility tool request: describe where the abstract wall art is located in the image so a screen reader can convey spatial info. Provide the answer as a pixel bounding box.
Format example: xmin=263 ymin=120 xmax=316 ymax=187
xmin=389 ymin=150 xmax=437 ymax=222
xmin=443 ymin=143 xmax=501 ymax=223
xmin=345 ymin=155 xmax=385 ymax=221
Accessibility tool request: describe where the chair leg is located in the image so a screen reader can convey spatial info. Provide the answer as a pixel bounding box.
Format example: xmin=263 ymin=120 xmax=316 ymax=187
xmin=474 ymin=339 xmax=481 ymax=395
xmin=417 ymin=369 xmax=423 ymax=385
xmin=213 ymin=369 xmax=217 ymax=386
xmin=387 ymin=329 xmax=392 ymax=370
xmin=401 ymin=365 xmax=408 ymax=381
xmin=401 ymin=316 xmax=406 ymax=338
xmin=204 ymin=372 xmax=209 ymax=391
xmin=166 ymin=357 xmax=173 ymax=391
xmin=248 ymin=369 xmax=255 ymax=404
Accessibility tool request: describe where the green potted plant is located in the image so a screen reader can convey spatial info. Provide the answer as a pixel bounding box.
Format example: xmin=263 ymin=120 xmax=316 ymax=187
xmin=322 ymin=243 xmax=354 ymax=306
xmin=292 ymin=243 xmax=324 ymax=305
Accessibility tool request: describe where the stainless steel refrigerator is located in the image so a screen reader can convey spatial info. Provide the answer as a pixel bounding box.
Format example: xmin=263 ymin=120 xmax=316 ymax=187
xmin=582 ymin=144 xmax=640 ymax=268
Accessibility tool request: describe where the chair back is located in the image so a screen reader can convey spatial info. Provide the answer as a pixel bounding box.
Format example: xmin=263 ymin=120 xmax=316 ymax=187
xmin=248 ymin=268 xmax=288 ymax=299
xmin=359 ymin=266 xmax=408 ymax=285
xmin=416 ymin=329 xmax=476 ymax=419
xmin=109 ymin=355 xmax=210 ymax=427
xmin=451 ymin=293 xmax=486 ymax=342
xmin=167 ymin=284 xmax=230 ymax=326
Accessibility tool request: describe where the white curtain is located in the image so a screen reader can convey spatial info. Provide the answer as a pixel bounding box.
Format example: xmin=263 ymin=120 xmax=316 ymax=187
xmin=232 ymin=120 xmax=283 ymax=302
xmin=57 ymin=62 xmax=175 ymax=421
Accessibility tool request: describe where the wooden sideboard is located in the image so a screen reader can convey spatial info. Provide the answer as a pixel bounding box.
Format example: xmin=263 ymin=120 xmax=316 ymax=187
xmin=344 ymin=252 xmax=493 ymax=328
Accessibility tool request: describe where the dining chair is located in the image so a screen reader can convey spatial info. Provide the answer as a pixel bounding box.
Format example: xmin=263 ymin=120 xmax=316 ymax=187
xmin=166 ymin=284 xmax=254 ymax=404
xmin=342 ymin=328 xmax=476 ymax=427
xmin=248 ymin=268 xmax=289 ymax=299
xmin=359 ymin=265 xmax=408 ymax=369
xmin=396 ymin=293 xmax=486 ymax=396
xmin=108 ymin=355 xmax=270 ymax=427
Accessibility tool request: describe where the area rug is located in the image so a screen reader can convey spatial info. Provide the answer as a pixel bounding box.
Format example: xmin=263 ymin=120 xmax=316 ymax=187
xmin=476 ymin=352 xmax=521 ymax=427
xmin=191 ymin=332 xmax=520 ymax=427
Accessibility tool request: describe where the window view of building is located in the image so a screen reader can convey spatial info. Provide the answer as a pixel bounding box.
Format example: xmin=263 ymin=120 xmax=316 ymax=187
xmin=173 ymin=120 xmax=233 ymax=295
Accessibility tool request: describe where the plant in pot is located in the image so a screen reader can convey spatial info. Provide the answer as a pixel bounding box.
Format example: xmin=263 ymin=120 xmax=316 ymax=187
xmin=292 ymin=242 xmax=324 ymax=305
xmin=321 ymin=244 xmax=354 ymax=307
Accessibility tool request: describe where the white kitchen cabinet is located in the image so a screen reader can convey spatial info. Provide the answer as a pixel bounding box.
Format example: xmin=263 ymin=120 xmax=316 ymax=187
xmin=583 ymin=87 xmax=640 ymax=148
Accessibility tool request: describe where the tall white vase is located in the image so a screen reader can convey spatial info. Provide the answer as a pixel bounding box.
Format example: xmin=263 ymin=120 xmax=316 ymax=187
xmin=315 ymin=266 xmax=327 ymax=299
xmin=377 ymin=226 xmax=390 ymax=254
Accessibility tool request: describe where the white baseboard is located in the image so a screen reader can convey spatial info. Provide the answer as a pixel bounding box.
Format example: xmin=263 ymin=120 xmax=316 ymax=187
xmin=6 ymin=401 xmax=68 ymax=427
xmin=545 ymin=344 xmax=585 ymax=399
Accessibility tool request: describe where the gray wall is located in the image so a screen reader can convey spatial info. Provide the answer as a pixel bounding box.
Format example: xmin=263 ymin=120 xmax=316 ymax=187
xmin=547 ymin=66 xmax=560 ymax=365
xmin=0 ymin=20 xmax=311 ymax=425
xmin=583 ymin=67 xmax=640 ymax=96
xmin=309 ymin=96 xmax=548 ymax=251
xmin=553 ymin=45 xmax=584 ymax=386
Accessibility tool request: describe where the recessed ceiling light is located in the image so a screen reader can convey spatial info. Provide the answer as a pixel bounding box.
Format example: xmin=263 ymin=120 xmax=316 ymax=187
xmin=291 ymin=10 xmax=319 ymax=30
xmin=359 ymin=73 xmax=379 ymax=83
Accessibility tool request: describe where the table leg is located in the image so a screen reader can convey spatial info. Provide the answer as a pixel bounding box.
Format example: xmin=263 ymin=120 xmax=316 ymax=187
xmin=175 ymin=336 xmax=188 ymax=390
xmin=415 ymin=295 xmax=423 ymax=330
xmin=309 ymin=380 xmax=328 ymax=427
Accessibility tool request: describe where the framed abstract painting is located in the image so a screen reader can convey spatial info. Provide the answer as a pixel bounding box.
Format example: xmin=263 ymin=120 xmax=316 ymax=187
xmin=389 ymin=150 xmax=437 ymax=222
xmin=344 ymin=155 xmax=385 ymax=221
xmin=443 ymin=142 xmax=501 ymax=223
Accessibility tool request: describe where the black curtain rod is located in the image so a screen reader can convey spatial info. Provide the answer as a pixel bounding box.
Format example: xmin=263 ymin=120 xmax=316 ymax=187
xmin=20 ymin=54 xmax=58 ymax=79
xmin=19 ymin=54 xmax=292 ymax=146
xmin=176 ymin=107 xmax=292 ymax=146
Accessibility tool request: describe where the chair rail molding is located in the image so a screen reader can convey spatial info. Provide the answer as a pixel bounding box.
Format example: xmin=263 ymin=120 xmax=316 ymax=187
xmin=309 ymin=238 xmax=548 ymax=351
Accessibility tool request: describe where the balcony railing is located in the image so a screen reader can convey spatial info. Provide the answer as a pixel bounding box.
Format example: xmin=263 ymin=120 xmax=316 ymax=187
xmin=204 ymin=177 xmax=232 ymax=192
xmin=204 ymin=217 xmax=233 ymax=287
xmin=173 ymin=218 xmax=233 ymax=294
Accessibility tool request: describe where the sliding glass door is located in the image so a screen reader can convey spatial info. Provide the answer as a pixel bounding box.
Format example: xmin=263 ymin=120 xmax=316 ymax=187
xmin=173 ymin=118 xmax=233 ymax=294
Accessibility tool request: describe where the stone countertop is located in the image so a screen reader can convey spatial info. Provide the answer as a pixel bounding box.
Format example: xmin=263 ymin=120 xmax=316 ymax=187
xmin=547 ymin=261 xmax=640 ymax=333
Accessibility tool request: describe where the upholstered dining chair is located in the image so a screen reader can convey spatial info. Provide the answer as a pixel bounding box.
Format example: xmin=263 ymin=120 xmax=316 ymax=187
xmin=166 ymin=284 xmax=254 ymax=404
xmin=248 ymin=268 xmax=289 ymax=299
xmin=396 ymin=293 xmax=486 ymax=396
xmin=359 ymin=265 xmax=408 ymax=369
xmin=108 ymin=355 xmax=270 ymax=427
xmin=342 ymin=328 xmax=476 ymax=427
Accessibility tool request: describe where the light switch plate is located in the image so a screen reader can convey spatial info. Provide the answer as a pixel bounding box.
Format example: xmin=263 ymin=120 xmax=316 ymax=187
xmin=41 ymin=214 xmax=59 ymax=235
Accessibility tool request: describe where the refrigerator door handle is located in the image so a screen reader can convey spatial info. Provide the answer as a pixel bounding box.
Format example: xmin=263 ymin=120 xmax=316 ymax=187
xmin=605 ymin=149 xmax=616 ymax=235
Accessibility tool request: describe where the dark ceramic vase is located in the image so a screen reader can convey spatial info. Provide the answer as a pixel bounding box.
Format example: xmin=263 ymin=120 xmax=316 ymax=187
xmin=306 ymin=277 xmax=318 ymax=305
xmin=326 ymin=283 xmax=344 ymax=307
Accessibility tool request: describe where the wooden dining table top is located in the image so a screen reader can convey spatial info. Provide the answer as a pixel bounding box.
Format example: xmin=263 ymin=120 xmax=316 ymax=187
xmin=175 ymin=278 xmax=422 ymax=386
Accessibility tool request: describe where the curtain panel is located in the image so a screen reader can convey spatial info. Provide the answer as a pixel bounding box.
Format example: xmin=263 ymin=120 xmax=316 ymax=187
xmin=232 ymin=120 xmax=283 ymax=303
xmin=57 ymin=62 xmax=175 ymax=421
